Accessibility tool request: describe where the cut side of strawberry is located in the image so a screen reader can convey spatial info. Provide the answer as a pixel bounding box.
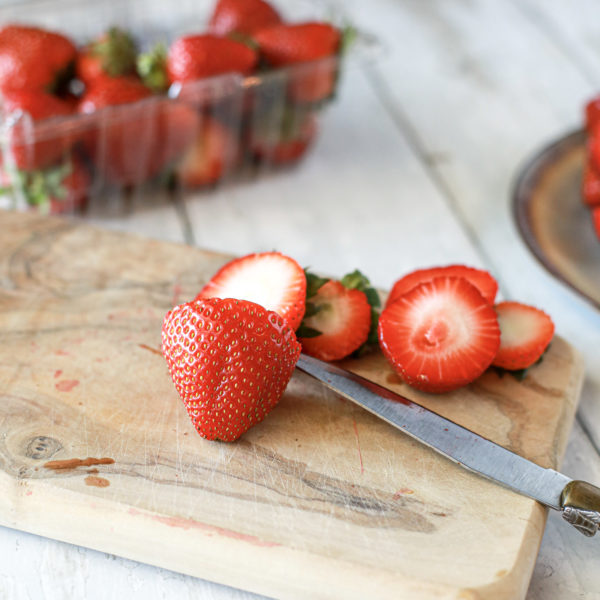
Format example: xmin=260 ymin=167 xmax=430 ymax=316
xmin=378 ymin=277 xmax=501 ymax=393
xmin=492 ymin=301 xmax=554 ymax=371
xmin=196 ymin=252 xmax=306 ymax=331
xmin=386 ymin=265 xmax=498 ymax=308
xmin=298 ymin=279 xmax=371 ymax=361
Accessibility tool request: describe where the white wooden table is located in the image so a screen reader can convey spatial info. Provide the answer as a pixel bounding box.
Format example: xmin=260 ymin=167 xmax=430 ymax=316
xmin=2 ymin=0 xmax=600 ymax=597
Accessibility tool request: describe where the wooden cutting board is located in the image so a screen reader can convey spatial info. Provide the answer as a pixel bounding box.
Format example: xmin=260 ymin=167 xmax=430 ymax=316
xmin=0 ymin=211 xmax=584 ymax=600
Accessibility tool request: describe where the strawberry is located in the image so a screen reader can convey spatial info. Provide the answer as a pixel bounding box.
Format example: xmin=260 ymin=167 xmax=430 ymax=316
xmin=254 ymin=22 xmax=340 ymax=103
xmin=76 ymin=27 xmax=137 ymax=87
xmin=492 ymin=302 xmax=554 ymax=371
xmin=167 ymin=34 xmax=257 ymax=84
xmin=176 ymin=117 xmax=235 ymax=187
xmin=2 ymin=89 xmax=75 ymax=170
xmin=593 ymin=207 xmax=600 ymax=240
xmin=386 ymin=265 xmax=498 ymax=308
xmin=585 ymin=95 xmax=600 ymax=133
xmin=582 ymin=161 xmax=600 ymax=207
xmin=78 ymin=78 xmax=199 ymax=185
xmin=1 ymin=156 xmax=90 ymax=215
xmin=298 ymin=279 xmax=372 ymax=362
xmin=209 ymin=0 xmax=282 ymax=36
xmin=77 ymin=75 xmax=152 ymax=114
xmin=252 ymin=112 xmax=317 ymax=165
xmin=197 ymin=252 xmax=306 ymax=331
xmin=378 ymin=277 xmax=501 ymax=393
xmin=161 ymin=297 xmax=301 ymax=441
xmin=0 ymin=25 xmax=76 ymax=94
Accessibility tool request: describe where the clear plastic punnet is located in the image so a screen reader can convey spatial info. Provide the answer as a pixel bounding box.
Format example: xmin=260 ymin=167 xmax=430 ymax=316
xmin=0 ymin=0 xmax=367 ymax=216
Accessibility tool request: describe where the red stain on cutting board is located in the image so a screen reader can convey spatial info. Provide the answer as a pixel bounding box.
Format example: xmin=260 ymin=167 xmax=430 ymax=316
xmin=128 ymin=508 xmax=280 ymax=548
xmin=55 ymin=379 xmax=79 ymax=392
xmin=85 ymin=475 xmax=110 ymax=488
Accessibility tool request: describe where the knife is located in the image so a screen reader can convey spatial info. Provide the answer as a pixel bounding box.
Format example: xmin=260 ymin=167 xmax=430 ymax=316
xmin=296 ymin=353 xmax=600 ymax=537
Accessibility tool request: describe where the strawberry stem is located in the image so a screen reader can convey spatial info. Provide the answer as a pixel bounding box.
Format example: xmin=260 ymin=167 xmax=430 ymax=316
xmin=137 ymin=42 xmax=169 ymax=93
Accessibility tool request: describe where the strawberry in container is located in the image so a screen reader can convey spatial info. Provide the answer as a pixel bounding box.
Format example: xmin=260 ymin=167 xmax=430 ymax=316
xmin=254 ymin=22 xmax=342 ymax=104
xmin=77 ymin=72 xmax=200 ymax=187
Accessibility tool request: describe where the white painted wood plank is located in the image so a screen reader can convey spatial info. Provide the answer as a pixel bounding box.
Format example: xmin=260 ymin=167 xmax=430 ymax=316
xmin=528 ymin=419 xmax=600 ymax=600
xmin=184 ymin=63 xmax=484 ymax=290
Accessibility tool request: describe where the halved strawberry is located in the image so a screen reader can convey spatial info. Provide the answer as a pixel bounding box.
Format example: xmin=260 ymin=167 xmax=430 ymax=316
xmin=196 ymin=252 xmax=306 ymax=330
xmin=492 ymin=302 xmax=554 ymax=371
xmin=386 ymin=265 xmax=498 ymax=308
xmin=582 ymin=161 xmax=600 ymax=207
xmin=378 ymin=277 xmax=501 ymax=393
xmin=298 ymin=280 xmax=372 ymax=361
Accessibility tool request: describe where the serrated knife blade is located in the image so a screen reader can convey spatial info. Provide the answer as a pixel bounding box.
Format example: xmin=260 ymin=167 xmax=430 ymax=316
xmin=296 ymin=353 xmax=600 ymax=537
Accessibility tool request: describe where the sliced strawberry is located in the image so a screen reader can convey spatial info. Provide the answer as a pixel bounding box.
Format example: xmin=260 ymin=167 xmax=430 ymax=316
xmin=378 ymin=277 xmax=500 ymax=393
xmin=593 ymin=207 xmax=600 ymax=240
xmin=196 ymin=252 xmax=306 ymax=330
xmin=298 ymin=280 xmax=371 ymax=361
xmin=582 ymin=161 xmax=600 ymax=207
xmin=492 ymin=302 xmax=554 ymax=371
xmin=386 ymin=265 xmax=498 ymax=308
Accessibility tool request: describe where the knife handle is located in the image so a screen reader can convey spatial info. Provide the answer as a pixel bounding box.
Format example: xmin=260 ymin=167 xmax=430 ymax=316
xmin=561 ymin=480 xmax=600 ymax=537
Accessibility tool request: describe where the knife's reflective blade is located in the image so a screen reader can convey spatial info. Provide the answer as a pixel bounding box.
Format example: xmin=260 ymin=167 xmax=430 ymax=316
xmin=297 ymin=354 xmax=571 ymax=510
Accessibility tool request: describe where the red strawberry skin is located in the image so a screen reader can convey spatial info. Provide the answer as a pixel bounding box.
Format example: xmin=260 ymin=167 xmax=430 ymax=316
xmin=167 ymin=35 xmax=257 ymax=84
xmin=176 ymin=117 xmax=235 ymax=187
xmin=0 ymin=25 xmax=76 ymax=93
xmin=378 ymin=277 xmax=500 ymax=393
xmin=252 ymin=114 xmax=317 ymax=165
xmin=254 ymin=23 xmax=340 ymax=103
xmin=209 ymin=0 xmax=282 ymax=36
xmin=386 ymin=265 xmax=498 ymax=308
xmin=2 ymin=89 xmax=75 ymax=170
xmin=583 ymin=160 xmax=600 ymax=207
xmin=78 ymin=78 xmax=199 ymax=185
xmin=299 ymin=280 xmax=371 ymax=361
xmin=586 ymin=96 xmax=600 ymax=133
xmin=197 ymin=252 xmax=306 ymax=331
xmin=162 ymin=297 xmax=301 ymax=442
xmin=492 ymin=302 xmax=554 ymax=371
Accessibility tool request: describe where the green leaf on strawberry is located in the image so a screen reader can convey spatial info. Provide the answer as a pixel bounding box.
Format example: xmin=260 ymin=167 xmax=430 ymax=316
xmin=137 ymin=42 xmax=169 ymax=93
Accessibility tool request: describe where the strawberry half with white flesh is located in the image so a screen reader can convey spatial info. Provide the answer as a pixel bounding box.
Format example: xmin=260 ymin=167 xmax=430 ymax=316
xmin=298 ymin=278 xmax=372 ymax=361
xmin=196 ymin=252 xmax=306 ymax=331
xmin=378 ymin=277 xmax=501 ymax=393
xmin=492 ymin=302 xmax=554 ymax=370
xmin=386 ymin=265 xmax=498 ymax=308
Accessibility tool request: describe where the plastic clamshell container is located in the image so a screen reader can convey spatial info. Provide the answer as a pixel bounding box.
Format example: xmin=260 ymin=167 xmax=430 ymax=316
xmin=0 ymin=0 xmax=352 ymax=216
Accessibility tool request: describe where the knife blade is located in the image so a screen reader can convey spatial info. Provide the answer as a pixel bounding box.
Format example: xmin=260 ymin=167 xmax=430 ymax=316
xmin=296 ymin=353 xmax=600 ymax=537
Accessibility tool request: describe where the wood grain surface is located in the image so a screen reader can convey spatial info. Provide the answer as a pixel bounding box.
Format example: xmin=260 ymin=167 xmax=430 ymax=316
xmin=0 ymin=211 xmax=584 ymax=600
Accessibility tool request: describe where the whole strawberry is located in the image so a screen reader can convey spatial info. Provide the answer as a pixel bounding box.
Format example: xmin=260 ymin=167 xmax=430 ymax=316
xmin=2 ymin=89 xmax=75 ymax=170
xmin=254 ymin=22 xmax=340 ymax=103
xmin=76 ymin=27 xmax=138 ymax=87
xmin=162 ymin=297 xmax=301 ymax=442
xmin=209 ymin=0 xmax=282 ymax=36
xmin=167 ymin=34 xmax=257 ymax=84
xmin=0 ymin=25 xmax=76 ymax=93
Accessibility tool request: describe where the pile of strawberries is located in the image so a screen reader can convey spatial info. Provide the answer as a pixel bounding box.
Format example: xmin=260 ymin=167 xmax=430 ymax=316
xmin=0 ymin=0 xmax=344 ymax=213
xmin=582 ymin=96 xmax=600 ymax=238
xmin=162 ymin=252 xmax=555 ymax=442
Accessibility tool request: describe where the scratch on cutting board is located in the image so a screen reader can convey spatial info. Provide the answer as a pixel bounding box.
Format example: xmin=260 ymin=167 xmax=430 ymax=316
xmin=138 ymin=343 xmax=163 ymax=357
xmin=128 ymin=508 xmax=280 ymax=547
xmin=352 ymin=418 xmax=364 ymax=475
